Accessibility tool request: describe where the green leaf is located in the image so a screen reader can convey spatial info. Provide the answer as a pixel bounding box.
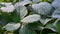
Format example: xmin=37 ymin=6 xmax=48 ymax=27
xmin=4 ymin=23 xmax=20 ymax=31
xmin=19 ymin=25 xmax=36 ymax=34
xmin=40 ymin=17 xmax=53 ymax=25
xmin=15 ymin=0 xmax=31 ymax=6
xmin=32 ymin=2 xmax=52 ymax=15
xmin=15 ymin=5 xmax=28 ymax=19
xmin=0 ymin=13 xmax=11 ymax=26
xmin=52 ymin=1 xmax=60 ymax=9
xmin=11 ymin=11 xmax=20 ymax=22
xmin=45 ymin=24 xmax=57 ymax=32
xmin=0 ymin=5 xmax=15 ymax=13
xmin=54 ymin=19 xmax=60 ymax=34
xmin=41 ymin=28 xmax=55 ymax=34
xmin=27 ymin=22 xmax=43 ymax=30
xmin=21 ymin=14 xmax=40 ymax=23
xmin=0 ymin=2 xmax=12 ymax=7
xmin=52 ymin=7 xmax=60 ymax=19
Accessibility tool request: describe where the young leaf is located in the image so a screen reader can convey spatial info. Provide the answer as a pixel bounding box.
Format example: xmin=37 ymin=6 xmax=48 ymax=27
xmin=52 ymin=1 xmax=60 ymax=9
xmin=32 ymin=2 xmax=52 ymax=15
xmin=14 ymin=0 xmax=31 ymax=6
xmin=0 ymin=5 xmax=15 ymax=12
xmin=4 ymin=23 xmax=20 ymax=31
xmin=15 ymin=5 xmax=28 ymax=19
xmin=52 ymin=7 xmax=60 ymax=19
xmin=45 ymin=24 xmax=57 ymax=32
xmin=0 ymin=2 xmax=12 ymax=6
xmin=21 ymin=14 xmax=40 ymax=23
xmin=40 ymin=18 xmax=53 ymax=25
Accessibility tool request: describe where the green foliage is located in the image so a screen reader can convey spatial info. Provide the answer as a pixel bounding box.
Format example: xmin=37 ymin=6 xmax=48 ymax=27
xmin=0 ymin=0 xmax=4 ymax=2
xmin=0 ymin=0 xmax=60 ymax=34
